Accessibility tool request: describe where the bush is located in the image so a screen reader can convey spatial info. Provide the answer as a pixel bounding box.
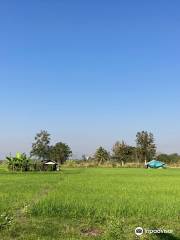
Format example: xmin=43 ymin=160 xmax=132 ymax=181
xmin=6 ymin=153 xmax=30 ymax=172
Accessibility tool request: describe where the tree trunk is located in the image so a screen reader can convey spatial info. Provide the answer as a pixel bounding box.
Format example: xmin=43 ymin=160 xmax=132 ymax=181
xmin=144 ymin=155 xmax=147 ymax=165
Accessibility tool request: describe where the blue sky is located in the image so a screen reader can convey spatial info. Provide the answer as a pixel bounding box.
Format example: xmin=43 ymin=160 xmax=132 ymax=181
xmin=0 ymin=0 xmax=180 ymax=158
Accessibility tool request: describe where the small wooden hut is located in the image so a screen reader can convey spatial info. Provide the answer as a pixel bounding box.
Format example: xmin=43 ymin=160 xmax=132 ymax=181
xmin=43 ymin=160 xmax=58 ymax=171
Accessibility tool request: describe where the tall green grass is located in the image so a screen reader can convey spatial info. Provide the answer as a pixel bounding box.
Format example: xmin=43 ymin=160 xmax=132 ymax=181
xmin=31 ymin=169 xmax=180 ymax=221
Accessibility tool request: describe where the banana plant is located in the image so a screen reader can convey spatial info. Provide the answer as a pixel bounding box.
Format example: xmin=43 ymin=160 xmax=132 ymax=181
xmin=6 ymin=153 xmax=30 ymax=171
xmin=6 ymin=156 xmax=15 ymax=171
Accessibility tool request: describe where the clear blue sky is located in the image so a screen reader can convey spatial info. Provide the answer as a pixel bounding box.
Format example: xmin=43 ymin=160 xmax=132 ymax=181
xmin=0 ymin=0 xmax=180 ymax=158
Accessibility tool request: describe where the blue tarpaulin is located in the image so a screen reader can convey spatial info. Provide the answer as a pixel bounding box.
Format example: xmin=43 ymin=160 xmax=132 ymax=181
xmin=146 ymin=160 xmax=166 ymax=168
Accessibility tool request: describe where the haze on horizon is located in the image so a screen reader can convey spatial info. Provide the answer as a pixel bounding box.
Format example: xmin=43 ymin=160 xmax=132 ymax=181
xmin=0 ymin=1 xmax=180 ymax=159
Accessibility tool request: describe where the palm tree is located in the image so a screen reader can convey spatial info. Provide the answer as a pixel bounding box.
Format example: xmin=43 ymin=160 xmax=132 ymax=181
xmin=94 ymin=147 xmax=109 ymax=165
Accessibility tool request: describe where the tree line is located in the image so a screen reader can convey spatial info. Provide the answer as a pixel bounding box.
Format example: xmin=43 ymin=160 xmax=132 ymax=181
xmin=93 ymin=132 xmax=180 ymax=165
xmin=30 ymin=130 xmax=156 ymax=165
xmin=6 ymin=130 xmax=180 ymax=171
xmin=157 ymin=153 xmax=180 ymax=164
xmin=94 ymin=131 xmax=156 ymax=165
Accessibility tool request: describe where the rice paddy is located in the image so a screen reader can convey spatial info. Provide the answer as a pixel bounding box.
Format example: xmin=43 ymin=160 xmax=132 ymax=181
xmin=0 ymin=168 xmax=180 ymax=239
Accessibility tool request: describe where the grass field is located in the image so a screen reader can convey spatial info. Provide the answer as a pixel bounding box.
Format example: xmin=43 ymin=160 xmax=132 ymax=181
xmin=0 ymin=167 xmax=180 ymax=240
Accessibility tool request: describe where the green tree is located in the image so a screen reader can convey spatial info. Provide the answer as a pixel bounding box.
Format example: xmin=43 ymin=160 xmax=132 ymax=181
xmin=157 ymin=153 xmax=180 ymax=164
xmin=20 ymin=153 xmax=30 ymax=171
xmin=157 ymin=153 xmax=171 ymax=164
xmin=112 ymin=141 xmax=133 ymax=166
xmin=50 ymin=142 xmax=72 ymax=164
xmin=6 ymin=156 xmax=15 ymax=171
xmin=6 ymin=152 xmax=30 ymax=171
xmin=31 ymin=130 xmax=51 ymax=160
xmin=126 ymin=146 xmax=137 ymax=163
xmin=94 ymin=147 xmax=110 ymax=164
xmin=136 ymin=131 xmax=156 ymax=164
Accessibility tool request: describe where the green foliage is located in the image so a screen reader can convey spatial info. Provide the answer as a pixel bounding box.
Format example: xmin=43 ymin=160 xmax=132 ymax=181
xmin=112 ymin=141 xmax=135 ymax=165
xmin=50 ymin=142 xmax=72 ymax=164
xmin=136 ymin=131 xmax=156 ymax=163
xmin=94 ymin=147 xmax=110 ymax=164
xmin=107 ymin=217 xmax=126 ymax=240
xmin=157 ymin=153 xmax=180 ymax=164
xmin=0 ymin=213 xmax=13 ymax=230
xmin=6 ymin=153 xmax=30 ymax=171
xmin=31 ymin=130 xmax=51 ymax=160
xmin=30 ymin=131 xmax=72 ymax=166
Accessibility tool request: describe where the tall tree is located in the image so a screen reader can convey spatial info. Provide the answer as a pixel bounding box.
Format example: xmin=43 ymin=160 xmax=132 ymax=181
xmin=31 ymin=130 xmax=51 ymax=160
xmin=94 ymin=147 xmax=110 ymax=164
xmin=112 ymin=141 xmax=133 ymax=166
xmin=136 ymin=131 xmax=156 ymax=164
xmin=50 ymin=142 xmax=72 ymax=164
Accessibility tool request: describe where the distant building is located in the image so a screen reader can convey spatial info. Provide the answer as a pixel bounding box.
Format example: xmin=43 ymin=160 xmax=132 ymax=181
xmin=43 ymin=160 xmax=58 ymax=171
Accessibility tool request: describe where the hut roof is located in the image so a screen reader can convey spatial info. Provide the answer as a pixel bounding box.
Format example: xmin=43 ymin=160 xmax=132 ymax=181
xmin=44 ymin=160 xmax=57 ymax=165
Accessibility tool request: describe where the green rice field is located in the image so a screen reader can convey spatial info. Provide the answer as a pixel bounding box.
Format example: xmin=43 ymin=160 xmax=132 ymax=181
xmin=0 ymin=167 xmax=180 ymax=239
